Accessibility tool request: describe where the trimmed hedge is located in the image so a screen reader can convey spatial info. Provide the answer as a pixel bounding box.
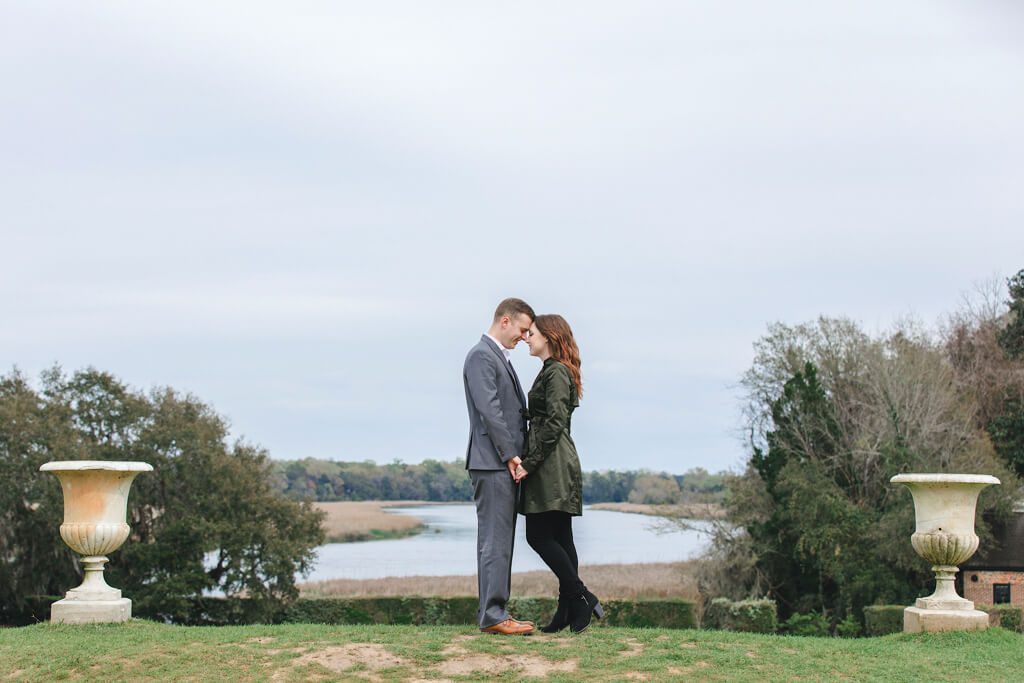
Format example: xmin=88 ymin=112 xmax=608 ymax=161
xmin=286 ymin=597 xmax=696 ymax=629
xmin=702 ymin=598 xmax=777 ymax=633
xmin=5 ymin=595 xmax=697 ymax=629
xmin=1 ymin=597 xmax=61 ymax=627
xmin=598 ymin=599 xmax=696 ymax=629
xmin=980 ymin=604 xmax=1023 ymax=632
xmin=284 ymin=596 xmax=480 ymax=626
xmin=863 ymin=605 xmax=904 ymax=636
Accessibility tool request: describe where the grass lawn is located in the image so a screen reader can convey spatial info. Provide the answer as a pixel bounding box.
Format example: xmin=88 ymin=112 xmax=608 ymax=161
xmin=1 ymin=620 xmax=1021 ymax=682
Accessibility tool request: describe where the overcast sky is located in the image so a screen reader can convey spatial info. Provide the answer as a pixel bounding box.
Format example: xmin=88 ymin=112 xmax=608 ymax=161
xmin=2 ymin=2 xmax=1023 ymax=474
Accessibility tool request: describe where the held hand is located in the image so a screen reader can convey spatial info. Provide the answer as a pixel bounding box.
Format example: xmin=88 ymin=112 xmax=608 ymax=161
xmin=507 ymin=456 xmax=522 ymax=478
xmin=514 ymin=464 xmax=528 ymax=482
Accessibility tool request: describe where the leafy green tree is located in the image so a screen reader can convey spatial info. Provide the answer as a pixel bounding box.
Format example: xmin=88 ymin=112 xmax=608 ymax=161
xmin=998 ymin=269 xmax=1024 ymax=359
xmin=704 ymin=318 xmax=1017 ymax=626
xmin=987 ymin=403 xmax=1024 ymax=479
xmin=627 ymin=473 xmax=682 ymax=504
xmin=0 ymin=367 xmax=324 ymax=624
xmin=947 ymin=270 xmax=1024 ymax=478
xmin=988 ymin=270 xmax=1024 ymax=476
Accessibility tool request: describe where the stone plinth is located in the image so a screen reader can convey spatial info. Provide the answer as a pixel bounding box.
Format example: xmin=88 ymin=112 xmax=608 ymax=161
xmin=51 ymin=598 xmax=132 ymax=625
xmin=903 ymin=606 xmax=989 ymax=633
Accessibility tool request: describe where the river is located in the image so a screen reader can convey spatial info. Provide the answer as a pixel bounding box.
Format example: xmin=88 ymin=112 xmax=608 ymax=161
xmin=302 ymin=504 xmax=709 ymax=582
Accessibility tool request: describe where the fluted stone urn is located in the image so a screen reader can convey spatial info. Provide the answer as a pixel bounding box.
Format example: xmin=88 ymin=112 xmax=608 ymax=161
xmin=891 ymin=473 xmax=999 ymax=633
xmin=41 ymin=461 xmax=153 ymax=624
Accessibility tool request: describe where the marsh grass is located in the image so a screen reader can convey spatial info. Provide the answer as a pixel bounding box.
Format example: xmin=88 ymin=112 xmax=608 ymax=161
xmin=2 ymin=620 xmax=1023 ymax=682
xmin=300 ymin=562 xmax=700 ymax=601
xmin=315 ymin=502 xmax=427 ymax=543
xmin=589 ymin=501 xmax=726 ymax=520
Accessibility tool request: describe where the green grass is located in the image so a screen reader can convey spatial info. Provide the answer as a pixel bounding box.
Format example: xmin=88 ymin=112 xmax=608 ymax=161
xmin=1 ymin=620 xmax=1022 ymax=682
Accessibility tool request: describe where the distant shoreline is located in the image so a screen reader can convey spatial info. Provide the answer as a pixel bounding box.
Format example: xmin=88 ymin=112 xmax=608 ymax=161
xmin=315 ymin=501 xmax=428 ymax=543
xmin=589 ymin=501 xmax=725 ymax=520
xmin=316 ymin=500 xmax=724 ymax=544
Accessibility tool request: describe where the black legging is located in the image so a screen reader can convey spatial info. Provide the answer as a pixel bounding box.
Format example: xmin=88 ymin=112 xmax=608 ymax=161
xmin=525 ymin=511 xmax=585 ymax=597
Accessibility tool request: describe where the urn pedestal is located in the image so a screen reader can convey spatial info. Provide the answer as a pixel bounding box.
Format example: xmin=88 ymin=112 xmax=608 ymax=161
xmin=40 ymin=461 xmax=152 ymax=624
xmin=890 ymin=473 xmax=999 ymax=633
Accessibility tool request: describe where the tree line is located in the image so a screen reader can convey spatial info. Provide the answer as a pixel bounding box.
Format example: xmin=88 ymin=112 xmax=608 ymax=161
xmin=270 ymin=457 xmax=727 ymax=506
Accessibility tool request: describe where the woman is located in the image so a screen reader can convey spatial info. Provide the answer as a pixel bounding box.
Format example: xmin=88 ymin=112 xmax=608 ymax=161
xmin=514 ymin=314 xmax=603 ymax=634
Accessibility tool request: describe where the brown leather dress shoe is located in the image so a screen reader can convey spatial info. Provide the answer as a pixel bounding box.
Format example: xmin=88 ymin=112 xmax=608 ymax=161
xmin=480 ymin=618 xmax=534 ymax=635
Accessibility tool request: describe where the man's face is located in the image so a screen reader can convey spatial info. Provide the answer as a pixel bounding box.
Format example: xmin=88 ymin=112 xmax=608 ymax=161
xmin=499 ymin=313 xmax=533 ymax=349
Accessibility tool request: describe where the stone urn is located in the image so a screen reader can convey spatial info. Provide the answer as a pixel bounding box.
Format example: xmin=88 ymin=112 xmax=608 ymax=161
xmin=40 ymin=460 xmax=153 ymax=624
xmin=891 ymin=473 xmax=999 ymax=633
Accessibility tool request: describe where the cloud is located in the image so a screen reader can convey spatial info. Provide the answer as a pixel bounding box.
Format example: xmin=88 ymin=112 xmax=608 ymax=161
xmin=2 ymin=1 xmax=1023 ymax=472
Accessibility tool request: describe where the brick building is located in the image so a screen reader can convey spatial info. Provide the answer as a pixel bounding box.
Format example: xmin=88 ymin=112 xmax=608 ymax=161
xmin=960 ymin=510 xmax=1024 ymax=608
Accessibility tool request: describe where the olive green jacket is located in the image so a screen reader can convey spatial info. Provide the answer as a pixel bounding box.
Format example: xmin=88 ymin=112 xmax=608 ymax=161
xmin=518 ymin=358 xmax=582 ymax=516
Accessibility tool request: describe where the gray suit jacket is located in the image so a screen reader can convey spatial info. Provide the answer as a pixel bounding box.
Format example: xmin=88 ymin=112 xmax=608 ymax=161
xmin=463 ymin=335 xmax=527 ymax=470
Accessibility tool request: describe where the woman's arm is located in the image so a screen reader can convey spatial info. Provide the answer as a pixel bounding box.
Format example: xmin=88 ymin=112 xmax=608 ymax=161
xmin=520 ymin=365 xmax=572 ymax=474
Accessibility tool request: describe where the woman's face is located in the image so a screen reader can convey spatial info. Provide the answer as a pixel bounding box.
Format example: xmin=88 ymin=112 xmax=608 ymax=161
xmin=527 ymin=324 xmax=549 ymax=357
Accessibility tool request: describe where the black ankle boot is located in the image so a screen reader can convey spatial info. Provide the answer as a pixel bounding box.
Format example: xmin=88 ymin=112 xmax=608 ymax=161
xmin=569 ymin=590 xmax=603 ymax=633
xmin=540 ymin=595 xmax=570 ymax=633
xmin=585 ymin=590 xmax=605 ymax=620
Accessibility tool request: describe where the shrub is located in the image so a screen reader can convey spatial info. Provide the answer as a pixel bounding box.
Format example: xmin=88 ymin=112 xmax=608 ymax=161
xmin=863 ymin=605 xmax=904 ymax=636
xmin=778 ymin=612 xmax=829 ymax=637
xmin=702 ymin=597 xmax=777 ymax=633
xmin=834 ymin=613 xmax=863 ymax=638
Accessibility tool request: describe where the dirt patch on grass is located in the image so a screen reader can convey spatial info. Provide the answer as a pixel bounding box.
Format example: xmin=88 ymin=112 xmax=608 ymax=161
xmin=438 ymin=639 xmax=577 ymax=678
xmin=619 ymin=638 xmax=645 ymax=657
xmin=274 ymin=643 xmax=410 ymax=682
xmin=669 ymin=661 xmax=713 ymax=675
xmin=438 ymin=654 xmax=577 ymax=678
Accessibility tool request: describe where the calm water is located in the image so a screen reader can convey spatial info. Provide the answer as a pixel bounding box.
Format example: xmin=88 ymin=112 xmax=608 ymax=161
xmin=302 ymin=504 xmax=709 ymax=582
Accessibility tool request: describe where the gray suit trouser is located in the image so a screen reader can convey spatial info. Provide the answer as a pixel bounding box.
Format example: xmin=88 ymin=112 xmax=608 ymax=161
xmin=470 ymin=469 xmax=517 ymax=628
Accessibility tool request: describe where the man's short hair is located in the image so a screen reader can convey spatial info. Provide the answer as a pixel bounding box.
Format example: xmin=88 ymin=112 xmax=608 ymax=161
xmin=493 ymin=298 xmax=536 ymax=323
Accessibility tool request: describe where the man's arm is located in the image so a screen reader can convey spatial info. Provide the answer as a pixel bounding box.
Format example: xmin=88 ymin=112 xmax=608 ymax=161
xmin=465 ymin=350 xmax=519 ymax=463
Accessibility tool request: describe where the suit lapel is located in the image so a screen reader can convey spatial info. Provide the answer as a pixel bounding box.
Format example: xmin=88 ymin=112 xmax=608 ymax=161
xmin=508 ymin=362 xmax=526 ymax=407
xmin=481 ymin=335 xmax=526 ymax=407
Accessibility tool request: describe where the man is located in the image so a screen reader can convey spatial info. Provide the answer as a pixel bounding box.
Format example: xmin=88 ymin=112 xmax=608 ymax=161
xmin=463 ymin=297 xmax=536 ymax=635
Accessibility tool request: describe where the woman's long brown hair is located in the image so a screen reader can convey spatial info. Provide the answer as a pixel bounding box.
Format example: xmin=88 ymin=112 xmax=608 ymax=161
xmin=535 ymin=314 xmax=583 ymax=398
